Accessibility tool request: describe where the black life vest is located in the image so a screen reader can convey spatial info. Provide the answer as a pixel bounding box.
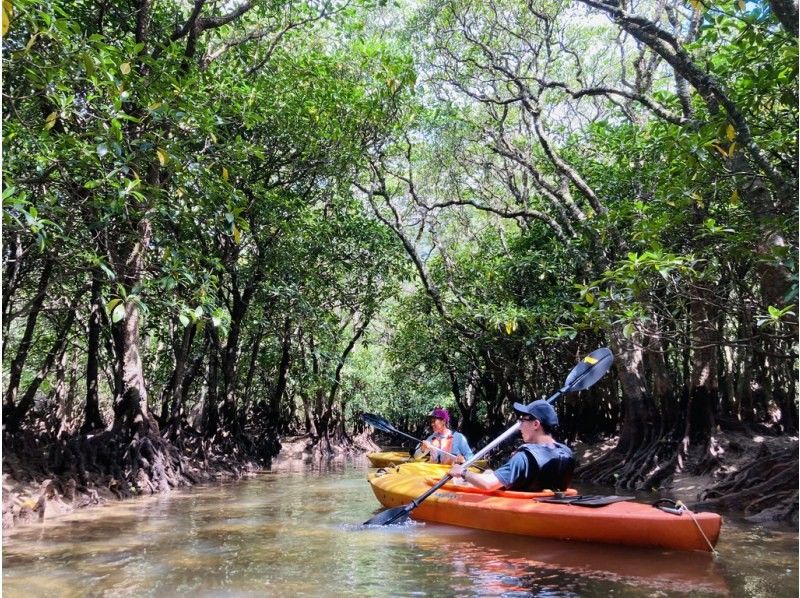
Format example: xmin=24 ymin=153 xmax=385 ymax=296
xmin=517 ymin=442 xmax=575 ymax=491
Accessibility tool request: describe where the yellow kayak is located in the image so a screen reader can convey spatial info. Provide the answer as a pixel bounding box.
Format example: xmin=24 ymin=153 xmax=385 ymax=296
xmin=366 ymin=451 xmax=419 ymax=467
xmin=367 ymin=462 xmax=722 ymax=552
xmin=366 ymin=451 xmax=488 ymax=469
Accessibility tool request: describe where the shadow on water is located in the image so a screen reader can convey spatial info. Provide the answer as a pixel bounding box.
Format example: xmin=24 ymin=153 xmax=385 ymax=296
xmin=2 ymin=458 xmax=797 ymax=597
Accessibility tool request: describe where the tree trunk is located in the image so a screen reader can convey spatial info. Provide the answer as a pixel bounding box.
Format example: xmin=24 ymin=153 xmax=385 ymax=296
xmin=179 ymin=333 xmax=210 ymax=419
xmin=3 ymin=256 xmax=54 ymax=414
xmin=609 ymin=331 xmax=657 ymax=455
xmin=2 ymin=233 xmax=26 ymax=346
xmin=270 ymin=317 xmax=293 ymax=419
xmin=82 ymin=270 xmax=106 ymax=433
xmin=643 ymin=317 xmax=674 ymax=432
xmin=111 ymin=306 xmax=157 ymax=435
xmin=686 ymin=287 xmax=720 ymax=443
xmin=168 ymin=323 xmax=196 ymax=429
xmin=5 ymin=284 xmax=86 ymax=432
xmin=322 ymin=314 xmax=371 ymax=435
xmin=220 ymin=299 xmax=245 ymax=432
xmin=54 ymin=345 xmax=81 ymax=438
xmin=769 ymin=0 xmax=798 ymax=37
xmin=309 ymin=336 xmax=327 ymax=438
xmin=107 ymin=214 xmax=159 ymax=436
xmin=300 ymin=392 xmax=317 ymax=438
xmin=239 ymin=326 xmax=264 ymax=429
xmin=721 ymin=344 xmax=737 ymax=420
xmin=203 ymin=335 xmax=221 ymax=437
xmin=63 ymin=345 xmax=82 ymax=437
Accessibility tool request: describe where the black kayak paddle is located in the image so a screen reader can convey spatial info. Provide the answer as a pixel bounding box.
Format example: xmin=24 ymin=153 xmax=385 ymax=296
xmin=363 ymin=347 xmax=614 ymax=526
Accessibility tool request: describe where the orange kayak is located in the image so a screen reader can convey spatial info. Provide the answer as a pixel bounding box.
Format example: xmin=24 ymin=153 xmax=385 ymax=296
xmin=367 ymin=462 xmax=722 ymax=552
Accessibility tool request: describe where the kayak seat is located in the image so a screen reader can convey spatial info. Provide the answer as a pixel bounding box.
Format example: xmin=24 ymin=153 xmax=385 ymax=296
xmin=537 ymin=494 xmax=635 ymax=507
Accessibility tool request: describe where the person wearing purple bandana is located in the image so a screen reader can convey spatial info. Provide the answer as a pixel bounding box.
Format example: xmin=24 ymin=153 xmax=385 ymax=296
xmin=413 ymin=407 xmax=474 ymax=465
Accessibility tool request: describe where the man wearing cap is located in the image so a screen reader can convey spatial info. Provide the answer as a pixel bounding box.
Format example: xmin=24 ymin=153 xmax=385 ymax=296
xmin=414 ymin=407 xmax=474 ymax=465
xmin=448 ymin=400 xmax=575 ymax=491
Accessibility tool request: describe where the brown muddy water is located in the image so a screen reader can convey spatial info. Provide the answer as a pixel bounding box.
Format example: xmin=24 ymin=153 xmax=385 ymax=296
xmin=2 ymin=457 xmax=797 ymax=597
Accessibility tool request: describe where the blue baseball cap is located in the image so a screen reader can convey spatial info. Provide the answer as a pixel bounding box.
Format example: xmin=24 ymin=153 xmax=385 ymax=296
xmin=513 ymin=400 xmax=558 ymax=427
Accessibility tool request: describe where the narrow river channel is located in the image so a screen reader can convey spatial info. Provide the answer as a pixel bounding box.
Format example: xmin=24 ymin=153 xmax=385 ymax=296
xmin=3 ymin=457 xmax=797 ymax=597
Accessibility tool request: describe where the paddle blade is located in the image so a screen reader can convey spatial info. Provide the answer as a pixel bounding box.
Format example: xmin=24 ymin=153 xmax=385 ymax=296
xmin=563 ymin=348 xmax=614 ymax=392
xmin=361 ymin=412 xmax=398 ymax=435
xmin=363 ymin=505 xmax=410 ymax=526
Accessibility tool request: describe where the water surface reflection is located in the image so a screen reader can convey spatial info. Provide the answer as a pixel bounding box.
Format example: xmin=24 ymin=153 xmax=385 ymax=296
xmin=3 ymin=460 xmax=797 ymax=597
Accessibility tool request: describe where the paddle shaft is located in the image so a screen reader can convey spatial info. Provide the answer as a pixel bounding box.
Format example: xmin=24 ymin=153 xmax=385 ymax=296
xmin=386 ymin=427 xmax=430 ymax=448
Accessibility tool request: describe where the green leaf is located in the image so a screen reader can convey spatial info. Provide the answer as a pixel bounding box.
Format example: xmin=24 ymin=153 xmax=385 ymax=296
xmin=156 ymin=148 xmax=168 ymax=166
xmin=99 ymin=262 xmax=116 ymax=280
xmin=2 ymin=0 xmax=11 ymax=36
xmin=106 ymin=298 xmax=122 ymax=313
xmin=111 ymin=302 xmax=125 ymax=323
xmin=44 ymin=111 xmax=59 ymax=130
xmin=82 ymin=53 xmax=95 ymax=76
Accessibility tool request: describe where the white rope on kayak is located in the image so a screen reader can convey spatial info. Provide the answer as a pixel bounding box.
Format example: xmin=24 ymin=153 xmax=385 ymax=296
xmin=676 ymin=500 xmax=718 ymax=555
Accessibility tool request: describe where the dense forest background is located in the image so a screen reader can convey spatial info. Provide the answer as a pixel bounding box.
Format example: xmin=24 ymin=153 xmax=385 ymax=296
xmin=2 ymin=0 xmax=797 ymax=521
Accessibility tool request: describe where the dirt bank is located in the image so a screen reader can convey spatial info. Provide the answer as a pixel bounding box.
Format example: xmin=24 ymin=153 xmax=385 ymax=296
xmin=2 ymin=431 xmax=379 ymax=531
xmin=2 ymin=443 xmax=261 ymax=531
xmin=573 ymin=428 xmax=798 ymax=525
